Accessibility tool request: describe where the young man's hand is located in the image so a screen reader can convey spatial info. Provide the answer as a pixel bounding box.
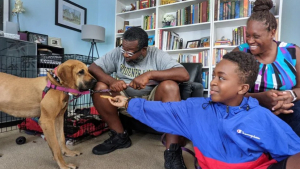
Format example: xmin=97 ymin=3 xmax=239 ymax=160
xmin=108 ymin=95 xmax=128 ymax=108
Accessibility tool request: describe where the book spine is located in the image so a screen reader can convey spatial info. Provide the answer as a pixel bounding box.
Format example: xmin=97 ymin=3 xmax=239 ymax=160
xmin=235 ymin=1 xmax=240 ymax=18
xmin=243 ymin=0 xmax=248 ymax=17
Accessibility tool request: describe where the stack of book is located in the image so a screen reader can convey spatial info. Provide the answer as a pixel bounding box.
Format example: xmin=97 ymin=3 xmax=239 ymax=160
xmin=214 ymin=38 xmax=231 ymax=46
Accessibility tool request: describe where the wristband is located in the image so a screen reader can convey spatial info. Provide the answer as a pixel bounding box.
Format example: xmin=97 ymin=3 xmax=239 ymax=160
xmin=125 ymin=97 xmax=132 ymax=109
xmin=287 ymin=90 xmax=297 ymax=102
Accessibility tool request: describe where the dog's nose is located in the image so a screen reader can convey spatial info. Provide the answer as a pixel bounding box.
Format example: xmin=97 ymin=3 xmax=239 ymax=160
xmin=91 ymin=78 xmax=97 ymax=88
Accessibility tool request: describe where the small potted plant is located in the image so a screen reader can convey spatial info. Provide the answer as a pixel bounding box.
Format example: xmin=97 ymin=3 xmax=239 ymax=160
xmin=12 ymin=0 xmax=25 ymax=32
xmin=162 ymin=13 xmax=175 ymax=27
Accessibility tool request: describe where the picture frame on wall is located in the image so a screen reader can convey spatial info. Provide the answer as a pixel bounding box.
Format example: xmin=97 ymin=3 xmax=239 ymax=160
xmin=48 ymin=37 xmax=62 ymax=48
xmin=55 ymin=0 xmax=87 ymax=32
xmin=28 ymin=32 xmax=48 ymax=45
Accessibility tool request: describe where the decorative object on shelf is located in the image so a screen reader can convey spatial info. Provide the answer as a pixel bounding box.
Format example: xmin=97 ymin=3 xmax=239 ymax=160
xmin=55 ymin=0 xmax=87 ymax=32
xmin=11 ymin=0 xmax=25 ymax=32
xmin=81 ymin=24 xmax=105 ymax=62
xmin=28 ymin=32 xmax=48 ymax=45
xmin=122 ymin=3 xmax=135 ymax=12
xmin=199 ymin=36 xmax=210 ymax=47
xmin=117 ymin=29 xmax=124 ymax=33
xmin=179 ymin=38 xmax=183 ymax=49
xmin=162 ymin=13 xmax=175 ymax=27
xmin=48 ymin=37 xmax=62 ymax=48
xmin=123 ymin=21 xmax=129 ymax=30
xmin=186 ymin=39 xmax=200 ymax=49
xmin=148 ymin=35 xmax=155 ymax=46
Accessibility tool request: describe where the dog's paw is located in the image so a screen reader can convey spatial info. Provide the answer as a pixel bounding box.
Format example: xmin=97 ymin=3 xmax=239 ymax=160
xmin=63 ymin=150 xmax=82 ymax=157
xmin=67 ymin=163 xmax=78 ymax=169
xmin=59 ymin=163 xmax=78 ymax=169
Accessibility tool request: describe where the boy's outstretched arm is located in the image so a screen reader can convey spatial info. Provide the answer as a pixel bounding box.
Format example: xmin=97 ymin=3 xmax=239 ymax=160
xmin=108 ymin=95 xmax=192 ymax=139
xmin=108 ymin=95 xmax=128 ymax=108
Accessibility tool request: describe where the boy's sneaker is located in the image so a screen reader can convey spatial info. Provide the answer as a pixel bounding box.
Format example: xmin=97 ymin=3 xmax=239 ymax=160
xmin=92 ymin=130 xmax=131 ymax=155
xmin=164 ymin=143 xmax=187 ymax=169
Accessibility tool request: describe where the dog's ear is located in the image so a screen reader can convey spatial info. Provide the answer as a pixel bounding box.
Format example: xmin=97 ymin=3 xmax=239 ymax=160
xmin=57 ymin=65 xmax=76 ymax=89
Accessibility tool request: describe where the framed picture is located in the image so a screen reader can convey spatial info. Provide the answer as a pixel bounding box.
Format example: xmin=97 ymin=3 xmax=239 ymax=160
xmin=55 ymin=0 xmax=87 ymax=32
xmin=186 ymin=40 xmax=200 ymax=49
xmin=48 ymin=37 xmax=62 ymax=48
xmin=148 ymin=35 xmax=155 ymax=46
xmin=28 ymin=32 xmax=48 ymax=45
xmin=125 ymin=25 xmax=133 ymax=31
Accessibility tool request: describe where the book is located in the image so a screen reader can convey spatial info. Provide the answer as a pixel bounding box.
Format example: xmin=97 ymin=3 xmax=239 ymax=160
xmin=140 ymin=0 xmax=149 ymax=9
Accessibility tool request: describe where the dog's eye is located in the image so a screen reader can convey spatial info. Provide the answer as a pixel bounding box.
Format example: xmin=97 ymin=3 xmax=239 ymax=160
xmin=78 ymin=69 xmax=84 ymax=75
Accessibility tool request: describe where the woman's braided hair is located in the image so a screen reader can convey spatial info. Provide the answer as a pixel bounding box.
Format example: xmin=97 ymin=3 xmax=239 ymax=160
xmin=247 ymin=0 xmax=277 ymax=32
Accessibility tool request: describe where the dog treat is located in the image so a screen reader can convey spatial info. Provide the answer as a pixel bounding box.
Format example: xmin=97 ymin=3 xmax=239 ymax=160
xmin=100 ymin=95 xmax=113 ymax=99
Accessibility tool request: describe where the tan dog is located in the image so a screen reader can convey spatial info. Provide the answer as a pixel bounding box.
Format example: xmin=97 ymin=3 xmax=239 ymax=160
xmin=0 ymin=59 xmax=97 ymax=169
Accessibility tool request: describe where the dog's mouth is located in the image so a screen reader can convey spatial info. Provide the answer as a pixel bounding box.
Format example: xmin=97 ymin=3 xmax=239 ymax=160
xmin=78 ymin=79 xmax=97 ymax=92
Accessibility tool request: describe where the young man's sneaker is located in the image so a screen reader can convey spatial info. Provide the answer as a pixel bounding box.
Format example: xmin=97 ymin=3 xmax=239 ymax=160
xmin=164 ymin=143 xmax=187 ymax=169
xmin=92 ymin=130 xmax=131 ymax=155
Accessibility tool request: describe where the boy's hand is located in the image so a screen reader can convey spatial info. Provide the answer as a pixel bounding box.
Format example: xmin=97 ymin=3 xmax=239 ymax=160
xmin=108 ymin=95 xmax=128 ymax=108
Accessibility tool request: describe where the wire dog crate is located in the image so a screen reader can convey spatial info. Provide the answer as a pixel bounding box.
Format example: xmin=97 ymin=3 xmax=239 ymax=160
xmin=1 ymin=53 xmax=108 ymax=144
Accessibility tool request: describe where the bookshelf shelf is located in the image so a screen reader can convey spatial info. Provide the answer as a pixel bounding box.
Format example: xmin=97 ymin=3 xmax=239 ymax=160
xmin=116 ymin=7 xmax=156 ymax=18
xmin=158 ymin=0 xmax=199 ymax=11
xmin=116 ymin=29 xmax=155 ymax=38
xmin=166 ymin=47 xmax=210 ymax=54
xmin=115 ymin=0 xmax=283 ymax=95
xmin=159 ymin=22 xmax=210 ymax=31
xmin=213 ymin=45 xmax=237 ymax=49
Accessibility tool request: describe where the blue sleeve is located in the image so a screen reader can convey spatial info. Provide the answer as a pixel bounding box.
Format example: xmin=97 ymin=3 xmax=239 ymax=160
xmin=230 ymin=108 xmax=300 ymax=162
xmin=259 ymin=112 xmax=300 ymax=161
xmin=126 ymin=98 xmax=196 ymax=139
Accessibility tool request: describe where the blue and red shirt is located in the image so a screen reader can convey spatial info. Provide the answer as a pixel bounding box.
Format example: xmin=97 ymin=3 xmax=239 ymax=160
xmin=127 ymin=97 xmax=300 ymax=169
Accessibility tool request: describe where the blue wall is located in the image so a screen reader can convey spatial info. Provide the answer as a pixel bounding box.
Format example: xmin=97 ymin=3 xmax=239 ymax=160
xmin=281 ymin=0 xmax=300 ymax=45
xmin=9 ymin=0 xmax=300 ymax=56
xmin=10 ymin=0 xmax=115 ymax=57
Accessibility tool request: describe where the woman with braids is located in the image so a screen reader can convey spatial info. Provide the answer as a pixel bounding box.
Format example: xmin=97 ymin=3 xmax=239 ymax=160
xmin=233 ymin=0 xmax=300 ymax=136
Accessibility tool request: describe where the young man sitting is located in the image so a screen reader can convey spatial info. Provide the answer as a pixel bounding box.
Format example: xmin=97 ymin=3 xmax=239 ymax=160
xmin=107 ymin=51 xmax=300 ymax=169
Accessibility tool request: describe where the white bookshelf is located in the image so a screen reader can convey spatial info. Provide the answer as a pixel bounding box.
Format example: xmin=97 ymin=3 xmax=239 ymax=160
xmin=115 ymin=0 xmax=283 ymax=96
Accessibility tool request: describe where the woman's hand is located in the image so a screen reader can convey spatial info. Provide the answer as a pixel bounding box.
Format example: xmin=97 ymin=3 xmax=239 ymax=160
xmin=271 ymin=91 xmax=294 ymax=115
xmin=258 ymin=90 xmax=284 ymax=109
xmin=108 ymin=95 xmax=128 ymax=108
